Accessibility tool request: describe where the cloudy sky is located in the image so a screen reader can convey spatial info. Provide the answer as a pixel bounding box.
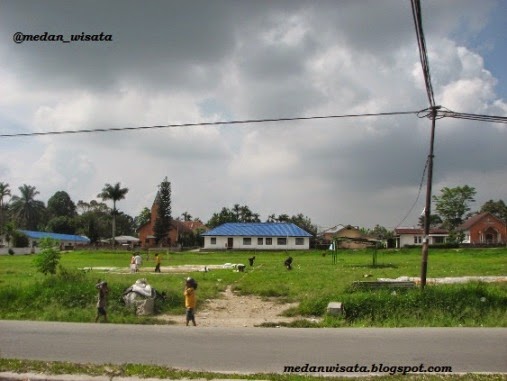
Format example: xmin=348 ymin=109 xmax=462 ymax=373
xmin=0 ymin=0 xmax=506 ymax=231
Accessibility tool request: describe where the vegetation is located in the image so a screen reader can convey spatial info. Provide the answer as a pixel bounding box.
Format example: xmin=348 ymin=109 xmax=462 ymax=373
xmin=481 ymin=199 xmax=507 ymax=221
xmin=2 ymin=358 xmax=506 ymax=381
xmin=134 ymin=206 xmax=151 ymax=229
xmin=0 ymin=247 xmax=505 ymax=326
xmin=0 ymin=181 xmax=10 ymax=235
xmin=433 ymin=185 xmax=477 ymax=229
xmin=98 ymin=182 xmax=129 ymax=247
xmin=153 ymin=177 xmax=172 ymax=244
xmin=33 ymin=237 xmax=61 ymax=275
xmin=9 ymin=184 xmax=46 ymax=230
xmin=46 ymin=191 xmax=77 ymax=234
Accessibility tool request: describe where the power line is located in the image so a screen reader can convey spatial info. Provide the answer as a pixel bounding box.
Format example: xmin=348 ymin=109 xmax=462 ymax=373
xmin=0 ymin=110 xmax=419 ymax=139
xmin=411 ymin=0 xmax=436 ymax=108
xmin=442 ymin=111 xmax=507 ymax=124
xmin=417 ymin=107 xmax=507 ymax=124
xmin=395 ymin=156 xmax=429 ymax=228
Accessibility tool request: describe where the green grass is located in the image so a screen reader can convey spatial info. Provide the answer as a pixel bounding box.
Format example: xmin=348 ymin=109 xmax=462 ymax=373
xmin=0 ymin=247 xmax=506 ymax=326
xmin=1 ymin=358 xmax=506 ymax=381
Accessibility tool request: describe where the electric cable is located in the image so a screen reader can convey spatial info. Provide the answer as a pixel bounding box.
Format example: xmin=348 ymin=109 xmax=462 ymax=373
xmin=411 ymin=0 xmax=436 ymax=108
xmin=395 ymin=156 xmax=429 ymax=228
xmin=0 ymin=110 xmax=420 ymax=139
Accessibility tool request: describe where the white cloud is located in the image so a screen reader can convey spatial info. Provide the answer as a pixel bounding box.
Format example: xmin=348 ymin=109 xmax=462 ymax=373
xmin=0 ymin=0 xmax=505 ymax=229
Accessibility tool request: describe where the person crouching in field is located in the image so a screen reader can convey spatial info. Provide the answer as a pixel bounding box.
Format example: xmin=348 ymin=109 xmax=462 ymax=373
xmin=95 ymin=280 xmax=109 ymax=323
xmin=184 ymin=277 xmax=197 ymax=326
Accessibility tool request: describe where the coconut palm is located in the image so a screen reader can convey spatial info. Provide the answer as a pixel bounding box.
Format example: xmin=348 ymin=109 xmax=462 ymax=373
xmin=98 ymin=182 xmax=129 ymax=248
xmin=0 ymin=182 xmax=11 ymax=234
xmin=9 ymin=184 xmax=45 ymax=230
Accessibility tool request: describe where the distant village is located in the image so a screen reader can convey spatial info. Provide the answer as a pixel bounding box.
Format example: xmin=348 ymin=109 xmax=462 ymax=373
xmin=0 ymin=181 xmax=506 ymax=254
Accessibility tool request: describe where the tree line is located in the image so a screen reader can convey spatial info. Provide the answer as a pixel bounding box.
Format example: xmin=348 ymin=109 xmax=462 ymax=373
xmin=0 ymin=179 xmax=319 ymax=247
xmin=3 ymin=179 xmax=500 ymax=248
xmin=0 ymin=182 xmax=133 ymax=246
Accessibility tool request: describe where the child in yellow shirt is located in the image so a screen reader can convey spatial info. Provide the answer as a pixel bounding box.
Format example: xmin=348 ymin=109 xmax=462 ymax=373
xmin=184 ymin=277 xmax=197 ymax=326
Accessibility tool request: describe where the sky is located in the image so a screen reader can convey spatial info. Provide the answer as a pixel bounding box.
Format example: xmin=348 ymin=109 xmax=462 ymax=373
xmin=0 ymin=0 xmax=506 ymax=232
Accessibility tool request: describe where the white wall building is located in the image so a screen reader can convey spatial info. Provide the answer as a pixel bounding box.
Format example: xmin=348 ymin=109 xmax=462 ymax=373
xmin=202 ymin=222 xmax=312 ymax=250
xmin=394 ymin=228 xmax=448 ymax=248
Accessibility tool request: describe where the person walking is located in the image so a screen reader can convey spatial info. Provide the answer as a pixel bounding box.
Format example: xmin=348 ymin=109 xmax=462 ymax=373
xmin=95 ymin=280 xmax=109 ymax=323
xmin=134 ymin=253 xmax=142 ymax=272
xmin=154 ymin=253 xmax=161 ymax=273
xmin=184 ymin=277 xmax=197 ymax=326
xmin=130 ymin=255 xmax=136 ymax=273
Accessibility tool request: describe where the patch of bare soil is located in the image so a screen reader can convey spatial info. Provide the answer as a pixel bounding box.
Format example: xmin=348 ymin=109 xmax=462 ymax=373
xmin=159 ymin=285 xmax=313 ymax=328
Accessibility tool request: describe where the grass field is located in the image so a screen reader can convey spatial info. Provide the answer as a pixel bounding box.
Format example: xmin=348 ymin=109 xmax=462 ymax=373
xmin=0 ymin=247 xmax=506 ymax=326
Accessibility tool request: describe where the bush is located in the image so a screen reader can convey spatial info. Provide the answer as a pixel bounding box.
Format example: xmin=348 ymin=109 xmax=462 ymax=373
xmin=12 ymin=232 xmax=29 ymax=248
xmin=8 ymin=248 xmax=14 ymax=255
xmin=34 ymin=238 xmax=61 ymax=275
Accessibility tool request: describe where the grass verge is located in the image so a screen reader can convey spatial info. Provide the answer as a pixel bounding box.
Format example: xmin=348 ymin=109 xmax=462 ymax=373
xmin=0 ymin=359 xmax=506 ymax=381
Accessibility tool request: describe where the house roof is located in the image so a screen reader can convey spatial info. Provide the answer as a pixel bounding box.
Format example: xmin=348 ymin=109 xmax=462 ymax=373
xmin=458 ymin=212 xmax=505 ymax=231
xmin=180 ymin=220 xmax=207 ymax=231
xmin=19 ymin=230 xmax=90 ymax=243
xmin=202 ymin=222 xmax=313 ymax=237
xmin=114 ymin=235 xmax=140 ymax=243
xmin=394 ymin=227 xmax=448 ymax=235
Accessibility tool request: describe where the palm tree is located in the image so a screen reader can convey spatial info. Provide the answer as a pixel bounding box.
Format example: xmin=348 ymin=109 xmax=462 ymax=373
xmin=10 ymin=184 xmax=45 ymax=230
xmin=0 ymin=182 xmax=11 ymax=234
xmin=98 ymin=182 xmax=129 ymax=248
xmin=181 ymin=211 xmax=192 ymax=221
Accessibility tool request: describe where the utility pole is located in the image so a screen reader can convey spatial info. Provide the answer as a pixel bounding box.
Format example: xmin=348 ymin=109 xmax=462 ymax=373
xmin=420 ymin=106 xmax=439 ymax=288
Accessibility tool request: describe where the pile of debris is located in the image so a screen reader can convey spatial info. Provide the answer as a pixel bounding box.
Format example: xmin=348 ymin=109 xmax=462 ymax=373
xmin=123 ymin=279 xmax=158 ymax=315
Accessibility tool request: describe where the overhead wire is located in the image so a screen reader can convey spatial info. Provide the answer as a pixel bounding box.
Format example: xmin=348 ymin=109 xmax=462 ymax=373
xmin=0 ymin=110 xmax=420 ymax=138
xmin=395 ymin=156 xmax=429 ymax=228
xmin=442 ymin=111 xmax=507 ymax=124
xmin=411 ymin=0 xmax=436 ymax=108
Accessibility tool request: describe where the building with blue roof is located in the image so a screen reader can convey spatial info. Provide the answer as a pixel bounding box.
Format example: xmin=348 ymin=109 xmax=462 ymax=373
xmin=201 ymin=222 xmax=312 ymax=250
xmin=19 ymin=230 xmax=90 ymax=249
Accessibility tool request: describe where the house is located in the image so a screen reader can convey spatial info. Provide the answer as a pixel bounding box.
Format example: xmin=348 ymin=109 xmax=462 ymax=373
xmin=320 ymin=225 xmax=375 ymax=249
xmin=201 ymin=222 xmax=313 ymax=250
xmin=137 ymin=194 xmax=202 ymax=248
xmin=393 ymin=227 xmax=448 ymax=248
xmin=19 ymin=230 xmax=90 ymax=249
xmin=458 ymin=212 xmax=506 ymax=245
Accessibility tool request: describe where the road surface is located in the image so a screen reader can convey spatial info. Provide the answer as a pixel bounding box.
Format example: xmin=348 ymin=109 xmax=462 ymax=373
xmin=1 ymin=321 xmax=506 ymax=376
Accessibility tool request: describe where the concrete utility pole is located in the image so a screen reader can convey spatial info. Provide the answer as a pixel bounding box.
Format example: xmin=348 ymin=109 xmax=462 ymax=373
xmin=420 ymin=106 xmax=438 ymax=289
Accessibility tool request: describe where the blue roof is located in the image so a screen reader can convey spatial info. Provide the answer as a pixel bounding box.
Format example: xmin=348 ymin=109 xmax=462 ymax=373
xmin=19 ymin=230 xmax=90 ymax=243
xmin=202 ymin=223 xmax=313 ymax=237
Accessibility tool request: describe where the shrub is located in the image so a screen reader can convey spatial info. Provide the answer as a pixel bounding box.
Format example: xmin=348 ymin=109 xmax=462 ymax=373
xmin=34 ymin=238 xmax=61 ymax=275
xmin=8 ymin=248 xmax=14 ymax=255
xmin=12 ymin=232 xmax=29 ymax=248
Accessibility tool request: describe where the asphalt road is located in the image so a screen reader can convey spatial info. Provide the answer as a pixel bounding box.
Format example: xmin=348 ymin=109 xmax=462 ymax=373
xmin=1 ymin=321 xmax=506 ymax=376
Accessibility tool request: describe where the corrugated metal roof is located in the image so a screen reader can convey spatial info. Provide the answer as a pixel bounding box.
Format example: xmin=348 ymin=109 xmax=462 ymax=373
xmin=19 ymin=230 xmax=90 ymax=243
xmin=201 ymin=223 xmax=313 ymax=237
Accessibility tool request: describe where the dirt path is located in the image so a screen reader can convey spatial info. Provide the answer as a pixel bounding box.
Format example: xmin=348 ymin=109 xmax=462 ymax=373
xmin=159 ymin=285 xmax=309 ymax=327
